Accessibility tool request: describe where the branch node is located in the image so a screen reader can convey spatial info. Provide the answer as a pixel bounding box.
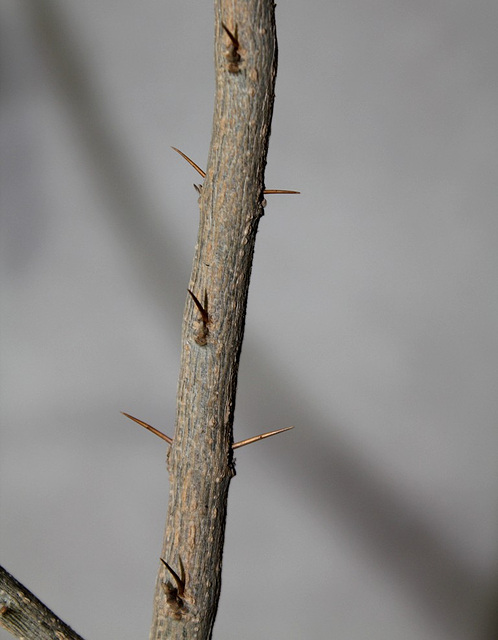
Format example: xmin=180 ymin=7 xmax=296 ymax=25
xmin=172 ymin=146 xmax=299 ymax=196
xmin=161 ymin=557 xmax=188 ymax=620
xmin=121 ymin=413 xmax=294 ymax=452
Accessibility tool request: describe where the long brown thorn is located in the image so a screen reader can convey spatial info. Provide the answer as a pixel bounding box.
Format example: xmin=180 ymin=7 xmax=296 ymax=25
xmin=263 ymin=189 xmax=300 ymax=194
xmin=122 ymin=412 xmax=293 ymax=449
xmin=232 ymin=425 xmax=294 ymax=449
xmin=171 ymin=147 xmax=206 ymax=178
xmin=172 ymin=147 xmax=300 ymax=195
xmin=121 ymin=412 xmax=172 ymax=444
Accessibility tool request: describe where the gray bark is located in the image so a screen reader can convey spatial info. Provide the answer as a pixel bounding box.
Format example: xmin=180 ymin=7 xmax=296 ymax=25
xmin=0 ymin=565 xmax=85 ymax=640
xmin=148 ymin=1 xmax=278 ymax=638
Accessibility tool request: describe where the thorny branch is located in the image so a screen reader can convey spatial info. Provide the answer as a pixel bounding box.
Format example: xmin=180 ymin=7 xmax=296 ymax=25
xmin=147 ymin=1 xmax=295 ymax=638
xmin=0 ymin=565 xmax=85 ymax=640
xmin=1 ymin=3 xmax=296 ymax=640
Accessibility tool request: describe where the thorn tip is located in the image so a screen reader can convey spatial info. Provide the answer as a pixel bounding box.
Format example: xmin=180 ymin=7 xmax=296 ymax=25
xmin=121 ymin=412 xmax=173 ymax=445
xmin=233 ymin=425 xmax=294 ymax=449
xmin=172 ymin=147 xmax=206 ymax=179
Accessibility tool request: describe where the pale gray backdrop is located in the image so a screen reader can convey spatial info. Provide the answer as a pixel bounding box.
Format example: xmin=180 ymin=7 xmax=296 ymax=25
xmin=1 ymin=1 xmax=497 ymax=639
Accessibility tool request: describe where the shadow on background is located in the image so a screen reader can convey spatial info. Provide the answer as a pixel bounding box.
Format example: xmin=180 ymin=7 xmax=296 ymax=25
xmin=239 ymin=342 xmax=497 ymax=640
xmin=28 ymin=0 xmax=188 ymax=323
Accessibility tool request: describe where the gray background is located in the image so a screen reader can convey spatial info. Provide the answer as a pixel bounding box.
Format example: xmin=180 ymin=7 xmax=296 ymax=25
xmin=1 ymin=1 xmax=497 ymax=639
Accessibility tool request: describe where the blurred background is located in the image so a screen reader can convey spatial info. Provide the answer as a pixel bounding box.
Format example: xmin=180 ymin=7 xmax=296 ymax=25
xmin=1 ymin=1 xmax=497 ymax=639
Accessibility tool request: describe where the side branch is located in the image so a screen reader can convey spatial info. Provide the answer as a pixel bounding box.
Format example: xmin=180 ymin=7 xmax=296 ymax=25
xmin=0 ymin=565 xmax=85 ymax=640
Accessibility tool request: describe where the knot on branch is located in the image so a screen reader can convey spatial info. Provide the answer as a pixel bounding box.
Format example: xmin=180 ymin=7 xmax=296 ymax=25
xmin=161 ymin=557 xmax=189 ymax=621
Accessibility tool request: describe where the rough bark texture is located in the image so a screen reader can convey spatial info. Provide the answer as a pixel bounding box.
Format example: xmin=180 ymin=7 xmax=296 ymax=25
xmin=148 ymin=1 xmax=278 ymax=639
xmin=0 ymin=565 xmax=85 ymax=640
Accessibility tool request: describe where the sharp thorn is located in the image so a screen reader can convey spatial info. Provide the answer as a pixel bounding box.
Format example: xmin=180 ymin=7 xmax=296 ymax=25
xmin=188 ymin=289 xmax=209 ymax=324
xmin=122 ymin=412 xmax=293 ymax=452
xmin=178 ymin=556 xmax=185 ymax=591
xmin=171 ymin=147 xmax=206 ymax=178
xmin=221 ymin=22 xmax=239 ymax=48
xmin=161 ymin=557 xmax=185 ymax=596
xmin=233 ymin=425 xmax=294 ymax=449
xmin=172 ymin=147 xmax=299 ymax=196
xmin=121 ymin=412 xmax=173 ymax=444
xmin=263 ymin=189 xmax=300 ymax=195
